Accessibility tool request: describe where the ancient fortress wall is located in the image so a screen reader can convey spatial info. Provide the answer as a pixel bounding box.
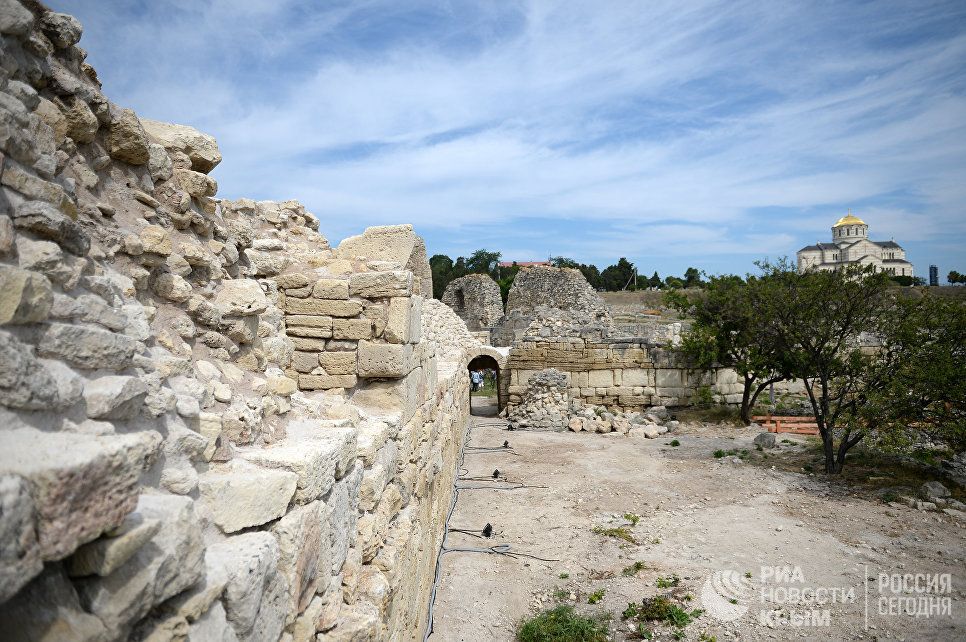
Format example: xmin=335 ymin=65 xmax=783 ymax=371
xmin=0 ymin=4 xmax=477 ymax=640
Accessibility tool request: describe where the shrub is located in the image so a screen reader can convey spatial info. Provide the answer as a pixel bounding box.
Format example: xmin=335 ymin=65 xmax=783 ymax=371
xmin=517 ymin=605 xmax=610 ymax=642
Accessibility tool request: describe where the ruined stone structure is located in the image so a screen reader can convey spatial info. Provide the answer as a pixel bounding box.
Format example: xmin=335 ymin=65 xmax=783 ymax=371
xmin=504 ymin=308 xmax=743 ymax=412
xmin=0 ymin=4 xmax=486 ymax=640
xmin=491 ymin=265 xmax=609 ymax=346
xmin=440 ymin=273 xmax=503 ymax=333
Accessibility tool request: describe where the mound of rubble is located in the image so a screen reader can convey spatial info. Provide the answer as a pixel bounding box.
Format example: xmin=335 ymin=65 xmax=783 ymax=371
xmin=508 ymin=368 xmax=680 ymax=438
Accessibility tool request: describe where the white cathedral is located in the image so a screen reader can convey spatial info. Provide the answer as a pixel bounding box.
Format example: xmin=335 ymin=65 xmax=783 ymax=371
xmin=796 ymin=211 xmax=914 ymax=277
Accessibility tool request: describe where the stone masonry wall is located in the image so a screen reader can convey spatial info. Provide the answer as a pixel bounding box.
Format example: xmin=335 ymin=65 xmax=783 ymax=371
xmin=0 ymin=4 xmax=473 ymax=641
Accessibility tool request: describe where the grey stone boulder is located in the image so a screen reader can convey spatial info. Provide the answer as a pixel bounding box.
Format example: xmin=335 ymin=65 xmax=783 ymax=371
xmin=0 ymin=330 xmax=62 ymax=410
xmin=206 ymin=532 xmax=289 ymax=642
xmin=754 ymin=432 xmax=777 ymax=449
xmin=108 ymin=107 xmax=149 ymax=165
xmin=920 ymin=481 xmax=950 ymax=500
xmin=213 ymin=279 xmax=268 ymax=317
xmin=66 ymin=514 xmax=161 ymax=578
xmin=40 ymin=11 xmax=83 ymax=48
xmin=0 ymin=475 xmax=41 ymax=603
xmin=38 ymin=322 xmax=139 ymax=370
xmin=83 ymin=375 xmax=149 ymax=420
xmin=0 ymin=264 xmax=52 ymax=324
xmin=12 ymin=200 xmax=90 ymax=256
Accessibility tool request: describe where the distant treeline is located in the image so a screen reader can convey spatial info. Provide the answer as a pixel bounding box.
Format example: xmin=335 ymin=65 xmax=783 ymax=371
xmin=429 ymin=250 xmax=707 ymax=301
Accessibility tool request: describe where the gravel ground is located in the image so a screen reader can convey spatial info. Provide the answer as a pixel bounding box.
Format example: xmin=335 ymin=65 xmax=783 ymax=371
xmin=427 ymin=417 xmax=965 ymax=641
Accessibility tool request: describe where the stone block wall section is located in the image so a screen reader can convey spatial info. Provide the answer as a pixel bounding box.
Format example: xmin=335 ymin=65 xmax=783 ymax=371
xmin=0 ymin=4 xmax=478 ymax=641
xmin=506 ymin=337 xmax=744 ymax=411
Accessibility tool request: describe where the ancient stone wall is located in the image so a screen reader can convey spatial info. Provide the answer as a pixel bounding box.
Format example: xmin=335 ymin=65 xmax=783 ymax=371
xmin=491 ymin=265 xmax=608 ymax=346
xmin=440 ymin=273 xmax=503 ymax=332
xmin=0 ymin=4 xmax=476 ymax=641
xmin=504 ymin=309 xmax=742 ymax=412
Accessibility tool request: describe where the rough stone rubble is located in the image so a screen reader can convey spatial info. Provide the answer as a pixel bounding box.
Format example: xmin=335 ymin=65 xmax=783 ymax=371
xmin=0 ymin=3 xmax=486 ymax=640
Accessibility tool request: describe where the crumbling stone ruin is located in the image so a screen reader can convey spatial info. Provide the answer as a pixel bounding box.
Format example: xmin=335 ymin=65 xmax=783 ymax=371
xmin=0 ymin=3 xmax=491 ymax=640
xmin=508 ymin=367 xmax=680 ymax=438
xmin=440 ymin=273 xmax=503 ymax=333
xmin=490 ymin=265 xmax=610 ymax=346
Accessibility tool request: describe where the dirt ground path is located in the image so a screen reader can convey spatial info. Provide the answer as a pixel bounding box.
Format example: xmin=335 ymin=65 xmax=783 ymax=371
xmin=427 ymin=417 xmax=965 ymax=641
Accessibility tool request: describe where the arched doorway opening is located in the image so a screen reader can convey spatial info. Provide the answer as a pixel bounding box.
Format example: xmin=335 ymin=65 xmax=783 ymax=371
xmin=468 ymin=354 xmax=501 ymax=416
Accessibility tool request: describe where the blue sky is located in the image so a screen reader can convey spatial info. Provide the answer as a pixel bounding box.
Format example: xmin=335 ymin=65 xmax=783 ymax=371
xmin=55 ymin=0 xmax=966 ymax=279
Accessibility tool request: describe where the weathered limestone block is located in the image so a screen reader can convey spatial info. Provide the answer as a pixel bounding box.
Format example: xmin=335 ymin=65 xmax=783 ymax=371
xmin=188 ymin=601 xmax=239 ymax=642
xmin=0 ymin=429 xmax=160 ymax=581
xmin=334 ymin=224 xmax=432 ymax=295
xmin=0 ymin=265 xmax=53 ymax=324
xmin=655 ymin=368 xmax=685 ymax=388
xmin=74 ymin=494 xmax=204 ymax=637
xmin=83 ymin=375 xmax=149 ymax=420
xmin=147 ymin=143 xmax=173 ymax=182
xmin=352 ymin=367 xmax=423 ymax=426
xmin=318 ymin=351 xmax=355 ymax=375
xmin=40 ymin=11 xmax=83 ymax=48
xmin=359 ymin=441 xmax=399 ymax=512
xmin=332 ymin=317 xmax=372 ymax=340
xmin=286 ymin=314 xmax=333 ymax=328
xmin=325 ymin=460 xmax=362 ymax=575
xmin=60 ymin=96 xmax=98 ymax=144
xmin=384 ymin=295 xmax=423 ymax=344
xmin=0 ymin=475 xmax=40 ymax=603
xmin=240 ymin=436 xmax=340 ymax=504
xmin=285 ymin=298 xmax=362 ymax=317
xmin=0 ymin=0 xmax=35 ymax=36
xmin=66 ymin=514 xmax=161 ymax=578
xmin=299 ymin=373 xmax=357 ymax=390
xmin=11 ymin=200 xmax=88 ymax=256
xmin=348 ymin=270 xmax=412 ymax=298
xmin=139 ymin=225 xmax=172 ymax=255
xmin=108 ymin=107 xmax=150 ymax=165
xmin=312 ymin=278 xmax=349 ymax=299
xmin=587 ymin=369 xmax=614 ymax=387
xmin=198 ymin=461 xmax=297 ymax=533
xmin=0 ymin=331 xmax=62 ymax=411
xmin=173 ymin=168 xmax=217 ymax=198
xmin=357 ymin=340 xmax=414 ymax=378
xmin=141 ymin=119 xmax=223 ymax=173
xmin=213 ymin=279 xmax=268 ymax=316
xmin=243 ymin=249 xmax=289 ymax=277
xmin=270 ymin=501 xmax=328 ymax=622
xmin=206 ymin=532 xmax=288 ymax=642
xmin=37 ymin=322 xmax=139 ymax=370
xmin=287 ymin=325 xmax=332 ymax=338
xmin=274 ymin=273 xmax=312 ymax=289
xmin=153 ymin=273 xmax=193 ymax=302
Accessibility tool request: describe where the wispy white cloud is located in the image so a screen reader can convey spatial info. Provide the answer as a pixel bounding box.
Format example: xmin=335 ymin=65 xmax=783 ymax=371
xmin=55 ymin=0 xmax=966 ymax=276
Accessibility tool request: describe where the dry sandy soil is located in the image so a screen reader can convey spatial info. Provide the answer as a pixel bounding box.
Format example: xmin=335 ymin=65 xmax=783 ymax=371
xmin=427 ymin=414 xmax=965 ymax=641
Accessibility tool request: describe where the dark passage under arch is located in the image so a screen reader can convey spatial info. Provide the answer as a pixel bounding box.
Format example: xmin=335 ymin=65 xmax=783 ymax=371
xmin=468 ymin=354 xmax=501 ymax=416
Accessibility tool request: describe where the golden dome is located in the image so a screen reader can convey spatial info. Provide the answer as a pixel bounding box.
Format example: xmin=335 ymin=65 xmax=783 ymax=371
xmin=832 ymin=211 xmax=866 ymax=227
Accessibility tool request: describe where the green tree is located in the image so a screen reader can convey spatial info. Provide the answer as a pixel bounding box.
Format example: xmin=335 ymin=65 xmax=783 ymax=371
xmin=550 ymin=256 xmax=580 ymax=269
xmin=664 ymin=276 xmax=684 ymax=289
xmin=648 ymin=271 xmax=662 ymax=289
xmin=666 ymin=273 xmax=792 ymax=424
xmin=602 ymin=258 xmax=635 ymax=291
xmin=579 ymin=264 xmax=604 ymax=290
xmin=759 ymin=262 xmax=894 ymax=473
xmin=466 ymin=249 xmax=502 ymax=280
xmin=683 ymin=267 xmax=703 ymax=288
xmin=861 ymin=295 xmax=966 ymax=454
xmin=429 ymin=254 xmax=454 ymax=299
xmin=948 ymin=270 xmax=965 ymax=285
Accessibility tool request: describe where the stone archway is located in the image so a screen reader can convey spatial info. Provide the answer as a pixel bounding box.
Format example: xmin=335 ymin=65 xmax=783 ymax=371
xmin=466 ymin=346 xmax=508 ymax=416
